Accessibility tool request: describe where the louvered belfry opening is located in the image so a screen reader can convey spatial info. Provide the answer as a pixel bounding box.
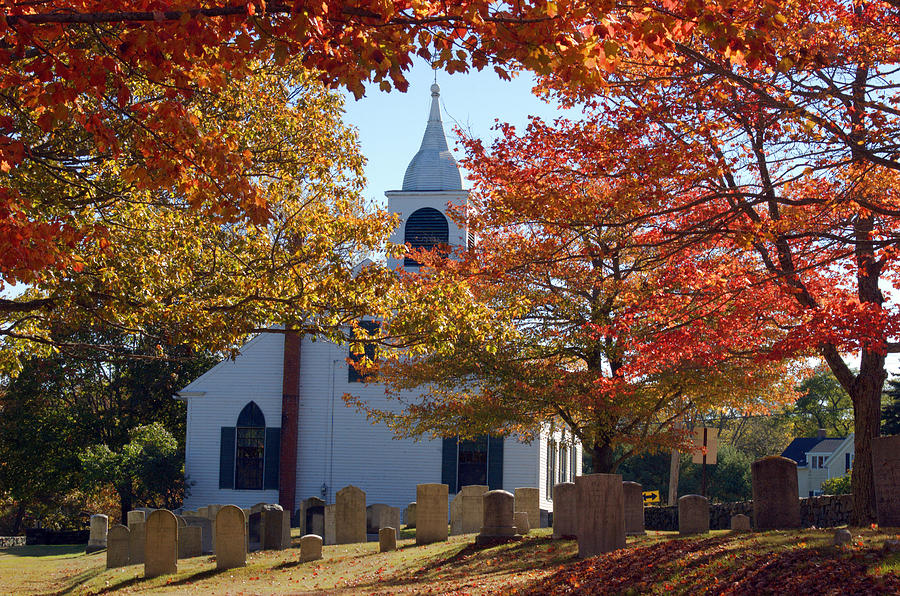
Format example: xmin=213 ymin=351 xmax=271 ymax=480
xmin=404 ymin=207 xmax=449 ymax=267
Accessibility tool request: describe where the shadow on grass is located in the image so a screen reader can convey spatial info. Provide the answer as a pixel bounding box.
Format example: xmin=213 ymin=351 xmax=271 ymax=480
xmin=1 ymin=544 xmax=88 ymax=558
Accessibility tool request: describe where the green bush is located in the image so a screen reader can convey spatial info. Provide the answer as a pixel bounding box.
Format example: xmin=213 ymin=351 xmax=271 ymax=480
xmin=821 ymin=472 xmax=852 ymax=495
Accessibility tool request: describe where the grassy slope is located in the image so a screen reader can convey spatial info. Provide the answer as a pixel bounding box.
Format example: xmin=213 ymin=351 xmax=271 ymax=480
xmin=0 ymin=527 xmax=898 ymax=595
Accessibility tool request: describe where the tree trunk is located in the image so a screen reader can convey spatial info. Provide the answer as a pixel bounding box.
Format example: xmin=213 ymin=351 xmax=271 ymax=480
xmin=119 ymin=486 xmax=133 ymax=526
xmin=849 ymin=350 xmax=886 ymax=525
xmin=587 ymin=441 xmax=617 ymax=473
xmin=11 ymin=501 xmax=25 ymax=535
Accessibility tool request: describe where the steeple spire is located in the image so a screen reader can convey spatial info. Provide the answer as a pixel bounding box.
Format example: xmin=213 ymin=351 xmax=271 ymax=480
xmin=401 ymin=84 xmax=463 ymax=191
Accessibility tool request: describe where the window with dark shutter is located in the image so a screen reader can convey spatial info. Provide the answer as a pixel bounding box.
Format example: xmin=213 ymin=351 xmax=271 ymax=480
xmin=404 ymin=207 xmax=449 ymax=267
xmin=348 ymin=320 xmax=379 ymax=383
xmin=219 ymin=427 xmax=236 ymax=489
xmin=442 ymin=435 xmax=504 ymax=493
xmin=235 ymin=402 xmax=266 ymax=490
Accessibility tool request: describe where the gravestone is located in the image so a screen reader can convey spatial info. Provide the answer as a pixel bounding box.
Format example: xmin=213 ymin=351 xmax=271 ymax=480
xmin=324 ymin=504 xmax=336 ymax=545
xmin=873 ymin=435 xmax=900 ymax=527
xmin=336 ymin=486 xmax=366 ymax=545
xmin=514 ymin=487 xmax=540 ymax=530
xmin=127 ymin=510 xmax=145 ymax=528
xmin=106 ymin=525 xmax=130 ymax=569
xmin=206 ymin=505 xmax=221 ymax=520
xmin=182 ymin=515 xmax=214 ymax=554
xmin=144 ymin=509 xmax=178 ymax=578
xmin=262 ymin=504 xmax=287 ymax=550
xmin=282 ymin=509 xmax=291 ymax=548
xmin=367 ymin=504 xmax=401 ymax=536
xmin=197 ymin=506 xmax=208 ymax=519
xmin=416 ymin=483 xmax=449 ymax=545
xmin=575 ymin=474 xmax=626 ymax=558
xmin=175 ymin=515 xmax=186 ymax=528
xmin=251 ymin=502 xmax=267 ymax=514
xmin=679 ymin=494 xmax=710 ymax=535
xmin=451 ymin=485 xmax=488 ymax=535
xmin=834 ymin=529 xmax=852 ymax=545
xmin=86 ymin=514 xmax=108 ymax=553
xmin=752 ymin=456 xmax=801 ymax=530
xmin=514 ymin=511 xmax=530 ymax=535
xmin=379 ymin=527 xmax=397 ymax=552
xmin=552 ymin=482 xmax=577 ymax=539
xmin=300 ymin=497 xmax=326 ymax=536
xmin=731 ymin=514 xmax=751 ymax=532
xmin=215 ymin=505 xmax=246 ymax=570
xmin=300 ymin=534 xmax=323 ymax=562
xmin=248 ymin=511 xmax=261 ymax=545
xmin=476 ymin=490 xmax=520 ymax=545
xmin=178 ymin=526 xmax=202 ymax=559
xmin=128 ymin=521 xmax=146 ymax=564
xmin=404 ymin=502 xmax=416 ymax=528
xmin=622 ymin=481 xmax=645 ymax=535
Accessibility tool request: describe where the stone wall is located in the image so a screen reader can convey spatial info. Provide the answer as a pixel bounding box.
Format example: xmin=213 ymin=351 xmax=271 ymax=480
xmin=24 ymin=528 xmax=90 ymax=545
xmin=645 ymin=495 xmax=854 ymax=531
xmin=0 ymin=536 xmax=26 ymax=548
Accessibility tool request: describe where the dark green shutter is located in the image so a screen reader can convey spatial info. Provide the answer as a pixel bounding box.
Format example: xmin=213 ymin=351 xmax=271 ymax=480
xmin=488 ymin=436 xmax=504 ymax=490
xmin=441 ymin=437 xmax=458 ymax=493
xmin=219 ymin=427 xmax=235 ymax=489
xmin=264 ymin=427 xmax=281 ymax=490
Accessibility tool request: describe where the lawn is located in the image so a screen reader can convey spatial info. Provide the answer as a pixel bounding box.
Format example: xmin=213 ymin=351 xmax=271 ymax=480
xmin=1 ymin=527 xmax=898 ymax=595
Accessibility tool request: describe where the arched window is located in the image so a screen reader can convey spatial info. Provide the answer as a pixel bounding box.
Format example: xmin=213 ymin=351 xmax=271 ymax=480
xmin=235 ymin=402 xmax=265 ymax=490
xmin=404 ymin=207 xmax=449 ymax=267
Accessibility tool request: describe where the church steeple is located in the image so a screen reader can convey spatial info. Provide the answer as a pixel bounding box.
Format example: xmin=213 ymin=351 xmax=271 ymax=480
xmin=401 ymin=84 xmax=463 ymax=191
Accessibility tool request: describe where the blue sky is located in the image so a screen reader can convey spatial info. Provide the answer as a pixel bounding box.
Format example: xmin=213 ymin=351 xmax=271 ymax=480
xmin=340 ymin=60 xmax=574 ymax=208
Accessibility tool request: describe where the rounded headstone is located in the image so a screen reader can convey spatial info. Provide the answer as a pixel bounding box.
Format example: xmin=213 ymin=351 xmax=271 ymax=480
xmin=106 ymin=525 xmax=130 ymax=569
xmin=514 ymin=488 xmax=540 ymax=530
xmin=752 ymin=456 xmax=800 ymax=530
xmin=416 ymin=484 xmax=449 ymax=545
xmin=336 ymin=486 xmax=366 ymax=545
xmin=404 ymin=502 xmax=417 ymax=528
xmin=300 ymin=534 xmax=323 ymax=562
xmin=86 ymin=514 xmax=108 ymax=553
xmin=514 ymin=511 xmax=530 ymax=535
xmin=576 ymin=474 xmax=626 ymax=557
xmin=678 ymin=495 xmax=710 ymax=535
xmin=215 ymin=505 xmax=247 ymax=570
xmin=552 ymin=482 xmax=577 ymax=539
xmin=127 ymin=510 xmax=145 ymax=528
xmin=379 ymin=527 xmax=397 ymax=552
xmin=145 ymin=509 xmax=178 ymax=578
xmin=476 ymin=490 xmax=520 ymax=545
xmin=873 ymin=435 xmax=900 ymax=527
xmin=730 ymin=514 xmax=751 ymax=532
xmin=622 ymin=481 xmax=645 ymax=535
xmin=833 ymin=528 xmax=852 ymax=545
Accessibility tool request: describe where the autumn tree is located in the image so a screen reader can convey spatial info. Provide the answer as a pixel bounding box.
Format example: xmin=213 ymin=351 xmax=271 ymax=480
xmin=790 ymin=369 xmax=854 ymax=437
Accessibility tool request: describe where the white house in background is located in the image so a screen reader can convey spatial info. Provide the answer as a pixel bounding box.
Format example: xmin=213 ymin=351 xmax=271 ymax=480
xmin=781 ymin=431 xmax=855 ymax=497
xmin=175 ymin=84 xmax=581 ymax=521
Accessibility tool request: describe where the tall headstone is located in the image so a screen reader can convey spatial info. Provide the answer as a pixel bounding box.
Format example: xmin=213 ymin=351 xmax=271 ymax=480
xmin=514 ymin=511 xmax=530 ymax=535
xmin=86 ymin=514 xmax=108 ymax=553
xmin=404 ymin=502 xmax=416 ymax=528
xmin=106 ymin=525 xmax=130 ymax=569
xmin=451 ymin=485 xmax=488 ymax=535
xmin=144 ymin=509 xmax=178 ymax=578
xmin=127 ymin=510 xmax=145 ymax=528
xmin=215 ymin=505 xmax=247 ymax=570
xmin=324 ymin=504 xmax=336 ymax=545
xmin=128 ymin=521 xmax=146 ymax=564
xmin=678 ymin=494 xmax=710 ymax=535
xmin=300 ymin=534 xmax=323 ymax=562
xmin=622 ymin=481 xmax=645 ymax=535
xmin=752 ymin=456 xmax=801 ymax=530
xmin=282 ymin=509 xmax=291 ymax=549
xmin=514 ymin=488 xmax=540 ymax=530
xmin=552 ymin=482 xmax=577 ymax=539
xmin=178 ymin=526 xmax=202 ymax=559
xmin=873 ymin=435 xmax=900 ymax=527
xmin=261 ymin=504 xmax=287 ymax=550
xmin=182 ymin=516 xmax=214 ymax=554
xmin=476 ymin=490 xmax=520 ymax=545
xmin=336 ymin=485 xmax=366 ymax=545
xmin=416 ymin=483 xmax=449 ymax=545
xmin=575 ymin=474 xmax=626 ymax=558
xmin=379 ymin=527 xmax=397 ymax=552
xmin=300 ymin=497 xmax=326 ymax=536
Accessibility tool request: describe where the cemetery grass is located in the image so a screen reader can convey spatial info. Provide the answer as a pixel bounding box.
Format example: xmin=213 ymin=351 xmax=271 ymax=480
xmin=0 ymin=528 xmax=898 ymax=595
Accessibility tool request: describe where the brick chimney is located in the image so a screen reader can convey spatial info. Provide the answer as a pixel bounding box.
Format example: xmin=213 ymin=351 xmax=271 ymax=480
xmin=817 ymin=428 xmax=827 ymax=439
xmin=279 ymin=331 xmax=301 ymax=518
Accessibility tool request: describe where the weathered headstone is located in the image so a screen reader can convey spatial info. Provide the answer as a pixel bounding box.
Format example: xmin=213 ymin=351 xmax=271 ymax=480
xmin=197 ymin=506 xmax=209 ymax=519
xmin=884 ymin=539 xmax=900 ymax=553
xmin=416 ymin=483 xmax=449 ymax=545
xmin=576 ymin=474 xmax=625 ymax=558
xmin=451 ymin=485 xmax=488 ymax=535
xmin=300 ymin=497 xmax=326 ymax=536
xmin=379 ymin=527 xmax=397 ymax=552
xmin=622 ymin=481 xmax=645 ymax=535
xmin=215 ymin=505 xmax=247 ymax=570
xmin=128 ymin=521 xmax=146 ymax=564
xmin=873 ymin=435 xmax=900 ymax=527
xmin=404 ymin=502 xmax=416 ymax=528
xmin=251 ymin=502 xmax=267 ymax=514
xmin=476 ymin=490 xmax=520 ymax=545
xmin=834 ymin=529 xmax=852 ymax=545
xmin=178 ymin=525 xmax=202 ymax=559
xmin=261 ymin=504 xmax=287 ymax=550
xmin=248 ymin=511 xmax=261 ymax=545
xmin=336 ymin=485 xmax=366 ymax=545
xmin=552 ymin=482 xmax=577 ymax=539
xmin=752 ymin=456 xmax=801 ymax=530
xmin=514 ymin=487 xmax=540 ymax=531
xmin=367 ymin=503 xmax=401 ymax=536
xmin=86 ymin=514 xmax=108 ymax=553
xmin=300 ymin=534 xmax=323 ymax=562
xmin=127 ymin=510 xmax=146 ymax=528
xmin=678 ymin=494 xmax=709 ymax=535
xmin=282 ymin=509 xmax=291 ymax=549
xmin=175 ymin=515 xmax=186 ymax=528
xmin=514 ymin=511 xmax=530 ymax=535
xmin=182 ymin=516 xmax=214 ymax=554
xmin=324 ymin=504 xmax=336 ymax=545
xmin=207 ymin=504 xmax=222 ymax=520
xmin=731 ymin=514 xmax=751 ymax=532
xmin=106 ymin=525 xmax=130 ymax=569
xmin=145 ymin=509 xmax=178 ymax=578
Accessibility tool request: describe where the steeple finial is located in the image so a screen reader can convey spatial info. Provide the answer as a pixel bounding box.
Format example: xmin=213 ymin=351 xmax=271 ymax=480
xmin=400 ymin=83 xmax=463 ymax=191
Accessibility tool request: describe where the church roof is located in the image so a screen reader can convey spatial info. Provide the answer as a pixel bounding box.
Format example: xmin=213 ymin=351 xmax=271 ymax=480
xmin=401 ymin=83 xmax=463 ymax=192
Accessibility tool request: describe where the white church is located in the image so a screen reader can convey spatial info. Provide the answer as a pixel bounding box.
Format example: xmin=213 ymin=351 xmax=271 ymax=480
xmin=176 ymin=84 xmax=581 ymax=522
